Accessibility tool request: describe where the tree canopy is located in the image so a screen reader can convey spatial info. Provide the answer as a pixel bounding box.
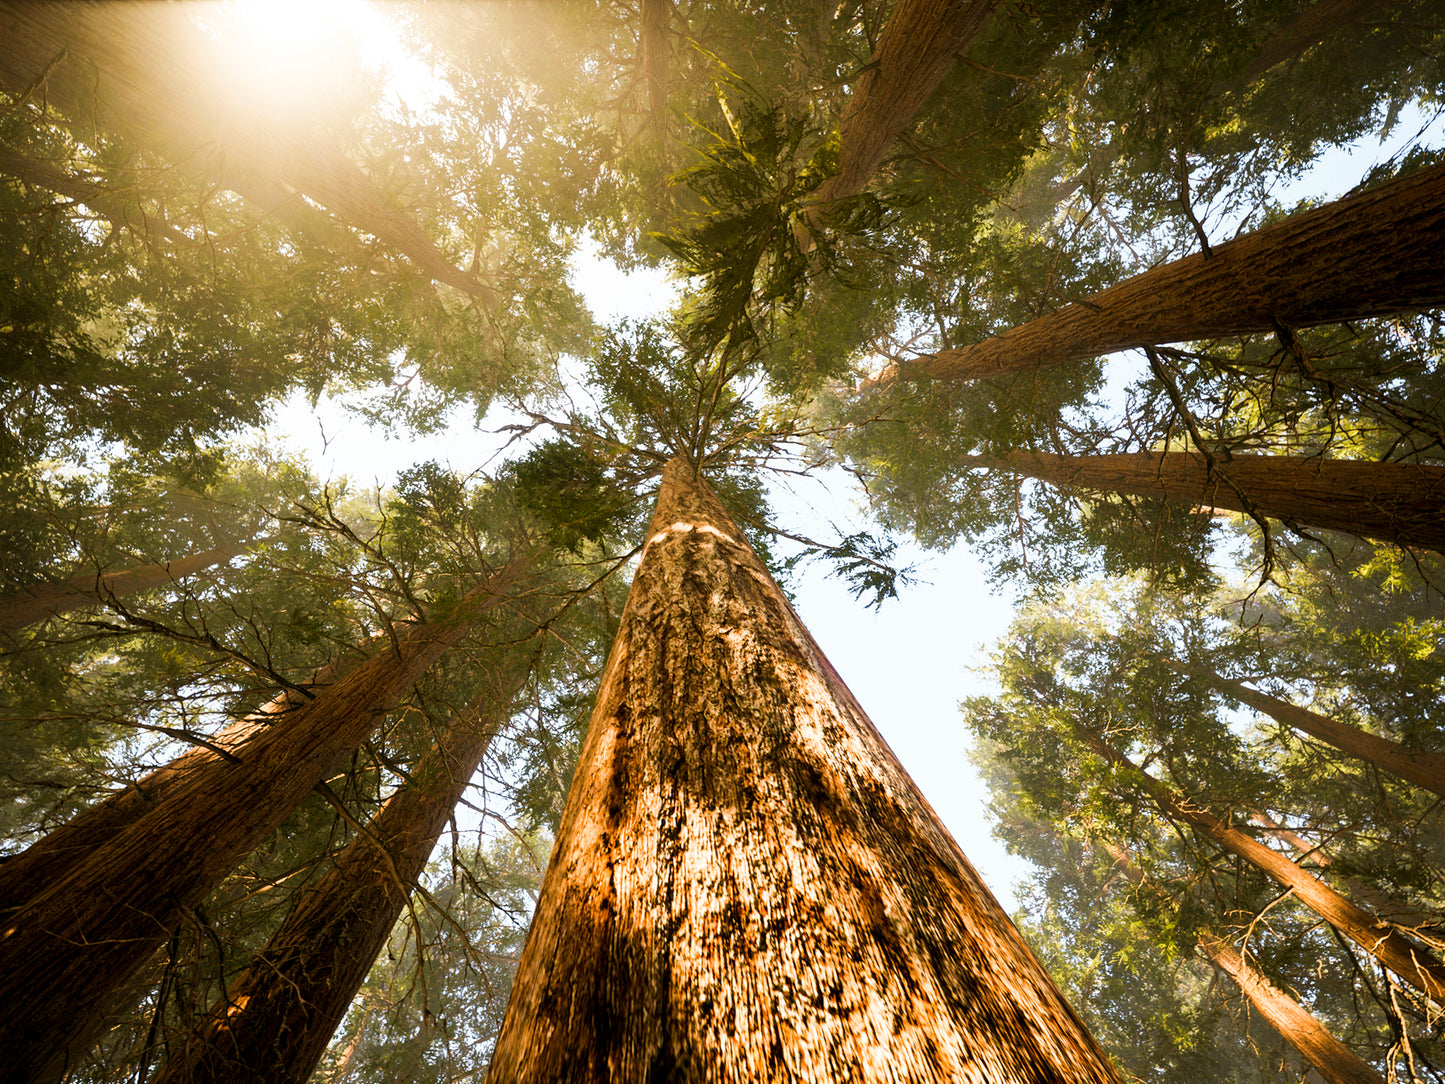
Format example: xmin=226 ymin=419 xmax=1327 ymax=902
xmin=2 ymin=0 xmax=1443 ymax=1079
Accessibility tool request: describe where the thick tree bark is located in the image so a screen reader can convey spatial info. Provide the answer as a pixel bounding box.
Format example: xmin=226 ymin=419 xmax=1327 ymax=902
xmin=0 ymin=2 xmax=495 ymax=304
xmin=873 ymin=159 xmax=1445 ymax=386
xmin=1102 ymin=841 xmax=1384 ymax=1084
xmin=1088 ymin=733 xmax=1445 ymax=1004
xmin=0 ymin=561 xmax=523 ymax=1084
xmin=0 ymin=538 xmax=260 ymax=634
xmin=149 ymin=659 xmax=529 ymax=1084
xmin=489 ymin=457 xmax=1120 ymax=1082
xmin=1165 ymin=658 xmax=1445 ymax=797
xmin=963 ymin=449 xmax=1445 ymax=553
xmin=808 ymin=0 xmax=998 ymax=211
xmin=1199 ymin=934 xmax=1385 ymax=1084
xmin=0 ymin=633 xmax=382 ymax=917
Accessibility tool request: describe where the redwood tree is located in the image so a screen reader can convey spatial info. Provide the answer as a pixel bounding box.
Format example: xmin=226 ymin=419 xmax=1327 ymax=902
xmin=956 ymin=449 xmax=1445 ymax=553
xmin=489 ymin=457 xmax=1120 ymax=1082
xmin=148 ymin=656 xmax=531 ymax=1084
xmin=871 ymin=159 xmax=1445 ymax=386
xmin=0 ymin=560 xmax=523 ymax=1084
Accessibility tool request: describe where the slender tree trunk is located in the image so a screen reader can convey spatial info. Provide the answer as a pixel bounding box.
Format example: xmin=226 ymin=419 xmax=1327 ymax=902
xmin=808 ymin=0 xmax=998 ymax=211
xmin=0 ymin=561 xmax=524 ymax=1084
xmin=0 ymin=538 xmax=261 ymax=634
xmin=1165 ymin=658 xmax=1445 ymax=796
xmin=1200 ymin=935 xmax=1385 ymax=1084
xmin=0 ymin=2 xmax=495 ymax=304
xmin=489 ymin=457 xmax=1120 ymax=1082
xmin=872 ymin=159 xmax=1445 ymax=386
xmin=1086 ymin=732 xmax=1445 ymax=1004
xmin=962 ymin=449 xmax=1445 ymax=553
xmin=1247 ymin=813 xmax=1444 ymax=938
xmin=0 ymin=633 xmax=382 ymax=917
xmin=1101 ymin=841 xmax=1385 ymax=1084
xmin=149 ymin=658 xmax=530 ymax=1084
xmin=1237 ymin=0 xmax=1392 ymax=86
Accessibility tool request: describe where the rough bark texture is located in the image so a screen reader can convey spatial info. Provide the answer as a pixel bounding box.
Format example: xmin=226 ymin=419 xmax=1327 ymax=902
xmin=489 ymin=457 xmax=1120 ymax=1083
xmin=149 ymin=662 xmax=528 ymax=1084
xmin=0 ymin=2 xmax=495 ymax=303
xmin=0 ymin=563 xmax=522 ymax=1084
xmin=876 ymin=159 xmax=1445 ymax=386
xmin=964 ymin=449 xmax=1445 ymax=553
xmin=809 ymin=0 xmax=997 ymax=210
xmin=1200 ymin=935 xmax=1386 ymax=1084
xmin=0 ymin=633 xmax=381 ymax=917
xmin=1091 ymin=735 xmax=1445 ymax=1004
xmin=1168 ymin=659 xmax=1445 ymax=797
xmin=0 ymin=539 xmax=256 ymax=634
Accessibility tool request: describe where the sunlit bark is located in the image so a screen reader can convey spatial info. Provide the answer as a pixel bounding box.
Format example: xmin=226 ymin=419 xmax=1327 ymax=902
xmin=490 ymin=457 xmax=1120 ymax=1082
xmin=872 ymin=160 xmax=1445 ymax=386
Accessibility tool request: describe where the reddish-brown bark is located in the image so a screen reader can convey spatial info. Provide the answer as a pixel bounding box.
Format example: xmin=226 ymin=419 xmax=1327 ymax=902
xmin=0 ymin=562 xmax=523 ymax=1083
xmin=1090 ymin=734 xmax=1445 ymax=1004
xmin=963 ymin=449 xmax=1445 ymax=553
xmin=873 ymin=159 xmax=1445 ymax=386
xmin=1166 ymin=658 xmax=1445 ymax=797
xmin=0 ymin=634 xmax=380 ymax=917
xmin=809 ymin=0 xmax=998 ymax=211
xmin=0 ymin=2 xmax=494 ymax=303
xmin=149 ymin=661 xmax=529 ymax=1084
xmin=0 ymin=539 xmax=259 ymax=634
xmin=1200 ymin=934 xmax=1385 ymax=1084
xmin=490 ymin=457 xmax=1120 ymax=1082
xmin=1103 ymin=842 xmax=1384 ymax=1084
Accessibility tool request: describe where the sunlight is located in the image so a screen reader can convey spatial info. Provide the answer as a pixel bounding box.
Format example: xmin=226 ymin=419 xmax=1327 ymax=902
xmin=189 ymin=0 xmax=391 ymax=133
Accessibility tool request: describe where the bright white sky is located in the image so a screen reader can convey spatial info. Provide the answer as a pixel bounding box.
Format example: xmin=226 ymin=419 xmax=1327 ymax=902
xmin=251 ymin=0 xmax=1445 ymax=913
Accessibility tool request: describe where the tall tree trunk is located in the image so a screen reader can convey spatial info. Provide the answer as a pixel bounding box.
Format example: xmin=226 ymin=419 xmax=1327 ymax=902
xmin=0 ymin=538 xmax=262 ymax=634
xmin=1085 ymin=731 xmax=1445 ymax=1004
xmin=0 ymin=633 xmax=382 ymax=916
xmin=1165 ymin=657 xmax=1445 ymax=797
xmin=808 ymin=0 xmax=998 ymax=211
xmin=149 ymin=657 xmax=530 ymax=1084
xmin=1199 ymin=934 xmax=1386 ymax=1084
xmin=0 ymin=2 xmax=496 ymax=304
xmin=1247 ymin=813 xmax=1444 ymax=938
xmin=960 ymin=449 xmax=1445 ymax=553
xmin=872 ymin=159 xmax=1445 ymax=386
xmin=0 ymin=561 xmax=524 ymax=1084
xmin=1102 ymin=841 xmax=1385 ymax=1084
xmin=489 ymin=457 xmax=1120 ymax=1082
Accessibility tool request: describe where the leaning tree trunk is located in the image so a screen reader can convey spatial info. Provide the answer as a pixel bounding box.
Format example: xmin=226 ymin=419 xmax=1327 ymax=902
xmin=0 ymin=2 xmax=495 ymax=303
xmin=0 ymin=561 xmax=524 ymax=1084
xmin=0 ymin=631 xmax=383 ymax=916
xmin=1102 ymin=841 xmax=1385 ymax=1084
xmin=872 ymin=159 xmax=1445 ymax=386
xmin=1199 ymin=934 xmax=1385 ymax=1084
xmin=1165 ymin=657 xmax=1445 ymax=797
xmin=149 ymin=656 xmax=531 ymax=1084
xmin=1087 ymin=731 xmax=1445 ymax=1004
xmin=489 ymin=457 xmax=1120 ymax=1082
xmin=0 ymin=538 xmax=262 ymax=634
xmin=807 ymin=0 xmax=998 ymax=214
xmin=962 ymin=449 xmax=1445 ymax=553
